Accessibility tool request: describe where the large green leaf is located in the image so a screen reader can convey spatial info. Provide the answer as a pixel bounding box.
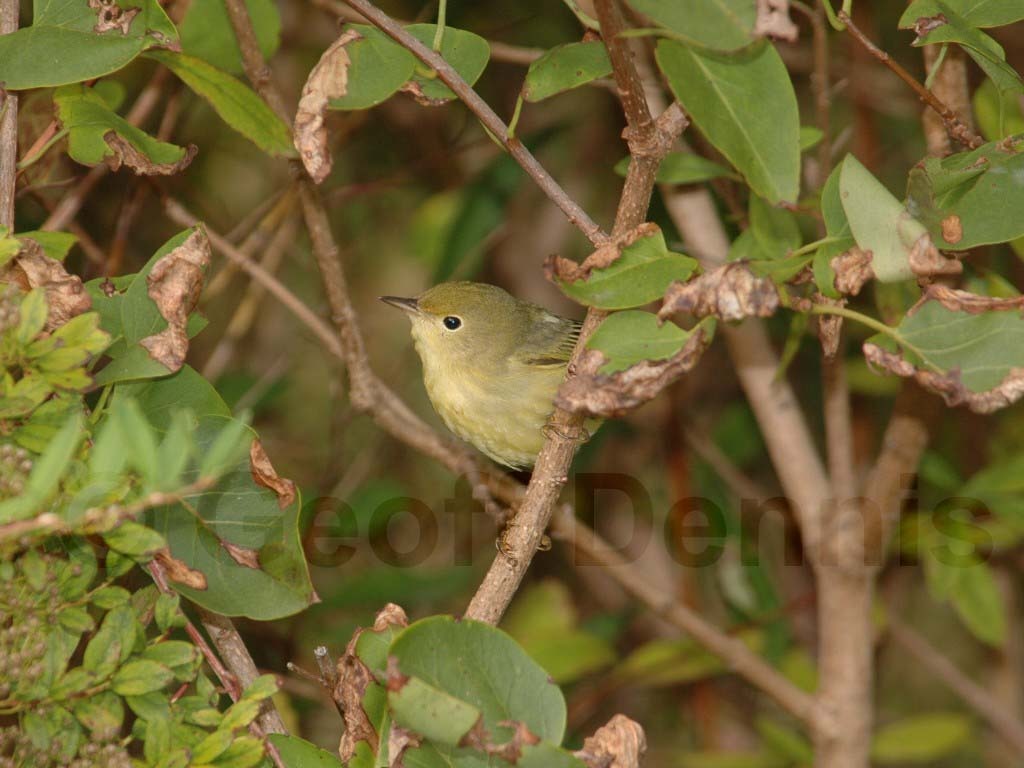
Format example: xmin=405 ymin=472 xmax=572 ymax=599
xmin=523 ymin=41 xmax=611 ymax=102
xmin=628 ymin=0 xmax=756 ymax=51
xmin=907 ymin=137 xmax=1024 ymax=249
xmin=388 ymin=617 xmax=568 ymax=765
xmin=55 ymin=85 xmax=194 ymax=174
xmin=404 ymin=24 xmax=490 ymax=103
xmin=144 ymin=51 xmax=296 ymax=158
xmin=901 ymin=0 xmax=1024 ymax=30
xmin=656 ymin=39 xmax=800 ymax=204
xmin=728 ymin=196 xmax=801 ymax=262
xmin=179 ymin=0 xmax=280 ymax=76
xmin=553 ymin=226 xmax=698 ymax=310
xmin=268 ymin=735 xmax=345 ymax=768
xmin=328 ymin=25 xmax=416 ymax=111
xmin=864 ymin=297 xmax=1024 ymax=412
xmin=840 ymin=154 xmax=937 ymax=281
xmin=0 ymin=0 xmax=177 ymax=89
xmin=972 ymin=78 xmax=1024 ymax=141
xmin=117 ymin=366 xmax=315 ymax=620
xmin=871 ymin=714 xmax=973 ymax=764
xmin=587 ymin=311 xmax=712 ymax=374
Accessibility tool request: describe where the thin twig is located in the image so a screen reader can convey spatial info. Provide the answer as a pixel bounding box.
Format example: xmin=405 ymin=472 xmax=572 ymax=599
xmin=0 ymin=0 xmax=18 ymax=229
xmin=887 ymin=614 xmax=1024 ymax=755
xmin=550 ymin=507 xmax=836 ymax=737
xmin=224 ymin=0 xmax=291 ymax=122
xmin=312 ymin=0 xmax=545 ymax=65
xmin=464 ymin=0 xmax=686 ymax=624
xmin=837 ymin=10 xmax=983 ymax=149
xmin=339 ymin=0 xmax=606 ymax=245
xmin=164 ymin=198 xmax=345 ymax=358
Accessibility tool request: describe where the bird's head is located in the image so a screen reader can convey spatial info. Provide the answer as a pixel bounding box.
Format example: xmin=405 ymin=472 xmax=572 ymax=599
xmin=380 ymin=281 xmax=529 ymax=369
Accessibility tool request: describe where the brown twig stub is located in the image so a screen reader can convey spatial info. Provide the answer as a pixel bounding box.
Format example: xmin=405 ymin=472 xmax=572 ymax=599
xmin=838 ymin=10 xmax=983 ymax=149
xmin=339 ymin=0 xmax=606 ymax=246
xmin=223 ymin=0 xmax=291 ymax=123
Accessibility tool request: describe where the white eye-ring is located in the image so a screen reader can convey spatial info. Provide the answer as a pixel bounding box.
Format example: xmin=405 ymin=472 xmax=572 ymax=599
xmin=443 ymin=316 xmax=462 ymax=331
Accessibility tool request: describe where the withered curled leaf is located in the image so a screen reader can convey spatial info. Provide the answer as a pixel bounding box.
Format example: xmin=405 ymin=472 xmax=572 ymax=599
xmin=816 ymin=295 xmax=844 ymax=359
xmin=155 ymin=549 xmax=208 ymax=590
xmin=556 ymin=325 xmax=713 ymax=418
xmin=387 ymin=725 xmax=421 ymax=768
xmin=103 ymin=132 xmax=197 ymax=175
xmin=754 ymin=0 xmax=798 ymax=41
xmin=941 ymin=214 xmax=963 ymax=245
xmin=918 ymin=284 xmax=1024 ymax=315
xmin=546 ymin=222 xmax=660 ymax=284
xmin=139 ymin=228 xmax=210 ymax=373
xmin=830 ymin=247 xmax=873 ymax=296
xmin=250 ymin=439 xmax=297 ymax=509
xmin=295 ymin=29 xmax=361 ymax=184
xmin=0 ymin=240 xmax=91 ymax=329
xmin=336 ymin=604 xmax=409 ymax=763
xmin=89 ymin=0 xmax=139 ymax=34
xmin=576 ymin=714 xmax=647 ymax=768
xmin=659 ymin=262 xmax=779 ymax=322
xmin=907 ymin=233 xmax=961 ymax=278
xmin=221 ymin=541 xmax=260 ymax=569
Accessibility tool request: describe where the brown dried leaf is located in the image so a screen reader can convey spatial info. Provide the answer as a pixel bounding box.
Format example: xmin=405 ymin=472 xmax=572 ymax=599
xmin=336 ymin=604 xmax=410 ymax=762
xmin=576 ymin=714 xmax=647 ymax=768
xmin=387 ymin=726 xmax=422 ymax=768
xmin=89 ymin=0 xmax=140 ymax=34
xmin=830 ymin=246 xmax=874 ymax=296
xmin=0 ymin=241 xmax=91 ymax=329
xmin=917 ymin=284 xmax=1024 ymax=315
xmin=755 ymin=0 xmax=798 ymax=41
xmin=222 ymin=541 xmax=260 ymax=569
xmin=556 ymin=326 xmax=713 ymax=418
xmin=398 ymin=79 xmax=450 ymax=107
xmin=941 ymin=214 xmax=963 ymax=245
xmin=546 ymin=223 xmax=660 ymax=284
xmin=815 ymin=296 xmax=844 ymax=359
xmin=139 ymin=229 xmax=210 ymax=373
xmin=155 ymin=549 xmax=208 ymax=590
xmin=659 ymin=262 xmax=779 ymax=321
xmin=863 ymin=344 xmax=1024 ymax=414
xmin=295 ymin=30 xmax=361 ymax=184
xmin=249 ymin=439 xmax=297 ymax=509
xmin=907 ymin=233 xmax=961 ymax=278
xmin=103 ymin=131 xmax=197 ymax=175
xmin=913 ymin=13 xmax=948 ymax=41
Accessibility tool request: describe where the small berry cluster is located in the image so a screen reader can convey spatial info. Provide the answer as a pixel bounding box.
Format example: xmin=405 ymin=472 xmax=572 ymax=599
xmin=0 ymin=285 xmax=19 ymax=334
xmin=0 ymin=443 xmax=32 ymax=499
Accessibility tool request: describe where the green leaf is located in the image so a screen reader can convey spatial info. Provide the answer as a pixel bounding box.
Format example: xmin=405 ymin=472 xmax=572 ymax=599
xmin=972 ymin=78 xmax=1024 ymax=140
xmin=389 ymin=617 xmax=567 ymax=745
xmin=656 ymin=39 xmax=800 ymax=204
xmin=0 ymin=0 xmax=178 ymax=89
xmin=614 ymin=152 xmax=736 ymax=185
xmin=902 ymin=2 xmax=1024 ymax=96
xmin=211 ymin=736 xmax=266 ymax=768
xmin=92 ymin=586 xmax=132 ymax=609
xmin=523 ymin=41 xmax=611 ymax=102
xmin=268 ymin=735 xmax=345 ymax=768
xmin=144 ymin=50 xmax=296 ymax=157
xmin=111 ymin=659 xmax=176 ymax=696
xmin=0 ymin=412 xmax=84 ymax=523
xmin=404 ymin=24 xmax=490 ymax=103
xmin=389 ymin=675 xmax=482 ymax=745
xmin=73 ymin=691 xmax=124 ymax=741
xmin=83 ymin=605 xmax=139 ymax=677
xmin=907 ymin=137 xmax=1024 ymax=250
xmin=179 ymin=0 xmax=280 ymax=75
xmin=154 ymin=592 xmax=184 ymax=632
xmin=241 ymin=674 xmax=279 ymax=701
xmin=587 ymin=312 xmax=713 ymax=375
xmin=865 ymin=299 xmax=1024 ymax=410
xmin=16 ymin=231 xmax=78 ymax=261
xmin=103 ymin=521 xmax=167 ymax=559
xmin=141 ymin=640 xmax=198 ymax=672
xmin=729 ymin=196 xmax=801 ymax=261
xmin=17 ymin=288 xmax=48 ymax=345
xmin=799 ymin=125 xmax=824 ymax=151
xmin=58 ymin=606 xmax=95 ymax=634
xmin=124 ymin=366 xmax=315 ymax=620
xmin=627 ymin=0 xmax=756 ymax=51
xmin=54 ymin=84 xmax=194 ymax=174
xmin=553 ymin=226 xmax=698 ymax=309
xmin=840 ymin=154 xmax=933 ymax=281
xmin=960 ymin=454 xmax=1024 ymax=523
xmin=328 ymin=25 xmax=416 ymax=111
xmin=871 ymin=713 xmax=972 ymax=763
xmin=191 ymin=727 xmax=234 ymax=764
xmin=926 ymin=552 xmax=1009 ymax=646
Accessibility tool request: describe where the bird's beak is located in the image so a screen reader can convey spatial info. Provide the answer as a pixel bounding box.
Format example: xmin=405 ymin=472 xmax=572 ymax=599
xmin=379 ymin=295 xmax=420 ymax=314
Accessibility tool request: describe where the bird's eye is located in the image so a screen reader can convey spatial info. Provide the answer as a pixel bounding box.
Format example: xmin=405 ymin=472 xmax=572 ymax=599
xmin=443 ymin=316 xmax=462 ymax=331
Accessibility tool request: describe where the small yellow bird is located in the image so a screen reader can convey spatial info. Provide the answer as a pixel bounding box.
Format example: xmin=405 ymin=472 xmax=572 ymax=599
xmin=380 ymin=282 xmax=583 ymax=469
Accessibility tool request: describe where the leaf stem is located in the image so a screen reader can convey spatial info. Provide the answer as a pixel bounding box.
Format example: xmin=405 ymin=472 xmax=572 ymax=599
xmin=560 ymin=0 xmax=600 ymax=30
xmin=924 ymin=43 xmax=949 ymax=90
xmin=16 ymin=129 xmax=68 ymax=172
xmin=806 ymin=302 xmax=936 ymax=370
xmin=820 ymin=0 xmax=846 ymax=30
xmin=431 ymin=0 xmax=446 ymax=51
xmin=790 ymin=234 xmax=844 ymax=258
xmin=507 ymin=93 xmax=524 ymax=138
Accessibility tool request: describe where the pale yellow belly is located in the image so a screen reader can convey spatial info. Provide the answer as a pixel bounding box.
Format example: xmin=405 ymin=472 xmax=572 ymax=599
xmin=422 ymin=364 xmax=562 ymax=469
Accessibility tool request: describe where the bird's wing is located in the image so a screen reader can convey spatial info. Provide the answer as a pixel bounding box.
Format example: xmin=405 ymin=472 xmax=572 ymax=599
xmin=513 ymin=311 xmax=582 ymax=368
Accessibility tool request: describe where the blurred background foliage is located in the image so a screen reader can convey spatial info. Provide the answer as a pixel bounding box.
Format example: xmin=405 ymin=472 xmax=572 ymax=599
xmin=9 ymin=0 xmax=1024 ymax=764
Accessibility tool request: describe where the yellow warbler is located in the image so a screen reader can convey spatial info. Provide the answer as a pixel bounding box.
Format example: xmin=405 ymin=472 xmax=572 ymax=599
xmin=381 ymin=281 xmax=585 ymax=469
